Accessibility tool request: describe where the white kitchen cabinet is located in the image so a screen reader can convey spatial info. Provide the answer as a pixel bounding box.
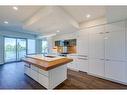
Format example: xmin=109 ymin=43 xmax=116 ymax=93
xmin=105 ymin=60 xmax=126 ymax=83
xmin=89 ymin=25 xmax=105 ymax=59
xmin=38 ymin=73 xmax=49 ymax=87
xmin=105 ymin=28 xmax=126 ymax=61
xmin=77 ymin=30 xmax=89 ymax=55
xmin=104 ymin=21 xmax=126 ymax=83
xmin=30 ymin=69 xmax=39 ymax=82
xmin=24 ymin=63 xmax=67 ymax=89
xmin=67 ymin=55 xmax=78 ymax=70
xmin=89 ymin=25 xmax=105 ymax=77
xmin=105 ymin=21 xmax=124 ymax=32
xmin=24 ymin=63 xmax=31 ymax=76
xmin=76 ymin=29 xmax=89 ymax=72
xmin=77 ymin=56 xmax=88 ymax=72
xmin=89 ymin=58 xmax=105 ymax=76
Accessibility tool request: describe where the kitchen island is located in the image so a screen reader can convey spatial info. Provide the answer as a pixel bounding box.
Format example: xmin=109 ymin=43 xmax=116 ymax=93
xmin=22 ymin=54 xmax=73 ymax=89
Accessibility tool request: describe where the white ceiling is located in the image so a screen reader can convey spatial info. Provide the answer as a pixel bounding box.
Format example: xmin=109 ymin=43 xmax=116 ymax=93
xmin=0 ymin=6 xmax=41 ymax=26
xmin=63 ymin=6 xmax=106 ymax=23
xmin=0 ymin=6 xmax=106 ymax=36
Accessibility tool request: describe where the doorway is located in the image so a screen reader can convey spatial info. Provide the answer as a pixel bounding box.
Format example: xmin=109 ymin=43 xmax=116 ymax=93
xmin=4 ymin=37 xmax=27 ymax=63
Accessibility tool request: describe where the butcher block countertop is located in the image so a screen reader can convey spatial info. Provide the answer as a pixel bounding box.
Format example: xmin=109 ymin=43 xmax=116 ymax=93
xmin=22 ymin=54 xmax=73 ymax=71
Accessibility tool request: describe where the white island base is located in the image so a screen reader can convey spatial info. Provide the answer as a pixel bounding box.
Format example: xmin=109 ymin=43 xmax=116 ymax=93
xmin=24 ymin=63 xmax=67 ymax=89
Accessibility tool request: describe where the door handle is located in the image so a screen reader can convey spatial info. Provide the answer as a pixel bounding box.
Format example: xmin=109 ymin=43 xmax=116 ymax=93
xmin=100 ymin=58 xmax=104 ymax=60
xmin=105 ymin=32 xmax=109 ymax=33
xmin=78 ymin=55 xmax=88 ymax=57
xmin=99 ymin=32 xmax=104 ymax=34
xmin=106 ymin=59 xmax=110 ymax=61
xmin=78 ymin=58 xmax=88 ymax=60
xmin=24 ymin=64 xmax=31 ymax=68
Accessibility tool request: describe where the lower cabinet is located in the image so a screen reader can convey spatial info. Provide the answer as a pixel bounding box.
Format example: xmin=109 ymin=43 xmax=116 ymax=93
xmin=24 ymin=64 xmax=31 ymax=76
xmin=24 ymin=63 xmax=67 ymax=89
xmin=77 ymin=57 xmax=88 ymax=72
xmin=105 ymin=60 xmax=126 ymax=83
xmin=89 ymin=58 xmax=127 ymax=84
xmin=67 ymin=55 xmax=78 ymax=70
xmin=38 ymin=73 xmax=49 ymax=87
xmin=31 ymin=69 xmax=39 ymax=82
xmin=89 ymin=58 xmax=105 ymax=77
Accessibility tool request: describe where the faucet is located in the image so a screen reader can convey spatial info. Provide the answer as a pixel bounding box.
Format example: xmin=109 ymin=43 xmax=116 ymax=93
xmin=43 ymin=47 xmax=48 ymax=57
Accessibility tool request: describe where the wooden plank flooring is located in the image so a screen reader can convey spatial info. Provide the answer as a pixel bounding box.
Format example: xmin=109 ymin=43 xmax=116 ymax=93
xmin=0 ymin=62 xmax=127 ymax=89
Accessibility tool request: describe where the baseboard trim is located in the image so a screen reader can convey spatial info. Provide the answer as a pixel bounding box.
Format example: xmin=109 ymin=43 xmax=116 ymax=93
xmin=88 ymin=72 xmax=127 ymax=86
xmin=67 ymin=67 xmax=79 ymax=72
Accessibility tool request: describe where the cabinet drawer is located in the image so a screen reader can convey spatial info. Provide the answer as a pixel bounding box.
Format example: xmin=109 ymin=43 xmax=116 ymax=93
xmin=38 ymin=68 xmax=48 ymax=77
xmin=24 ymin=66 xmax=31 ymax=76
xmin=31 ymin=65 xmax=38 ymax=72
xmin=30 ymin=69 xmax=39 ymax=82
xmin=38 ymin=73 xmax=49 ymax=88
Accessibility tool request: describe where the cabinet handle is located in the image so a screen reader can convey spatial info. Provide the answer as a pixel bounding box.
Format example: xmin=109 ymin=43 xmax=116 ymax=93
xmin=105 ymin=32 xmax=109 ymax=33
xmin=106 ymin=59 xmax=110 ymax=61
xmin=78 ymin=55 xmax=88 ymax=57
xmin=99 ymin=32 xmax=104 ymax=34
xmin=78 ymin=58 xmax=88 ymax=60
xmin=100 ymin=58 xmax=104 ymax=60
xmin=24 ymin=64 xmax=31 ymax=68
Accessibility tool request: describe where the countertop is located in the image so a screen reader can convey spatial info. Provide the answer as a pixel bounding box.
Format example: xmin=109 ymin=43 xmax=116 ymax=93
xmin=22 ymin=54 xmax=73 ymax=71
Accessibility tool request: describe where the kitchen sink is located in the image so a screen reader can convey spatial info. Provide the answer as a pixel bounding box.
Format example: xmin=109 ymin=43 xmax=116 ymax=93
xmin=45 ymin=55 xmax=56 ymax=58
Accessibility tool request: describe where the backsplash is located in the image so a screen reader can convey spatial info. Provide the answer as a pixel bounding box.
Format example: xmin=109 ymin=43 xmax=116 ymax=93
xmin=54 ymin=39 xmax=77 ymax=54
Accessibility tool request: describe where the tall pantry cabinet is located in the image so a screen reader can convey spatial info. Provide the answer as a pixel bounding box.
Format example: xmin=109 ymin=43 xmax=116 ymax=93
xmin=89 ymin=26 xmax=105 ymax=77
xmin=88 ymin=21 xmax=127 ymax=84
xmin=104 ymin=21 xmax=126 ymax=83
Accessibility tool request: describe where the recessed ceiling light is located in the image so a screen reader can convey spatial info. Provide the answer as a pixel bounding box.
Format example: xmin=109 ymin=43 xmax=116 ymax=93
xmin=56 ymin=30 xmax=60 ymax=33
xmin=12 ymin=6 xmax=18 ymax=11
xmin=4 ymin=21 xmax=8 ymax=24
xmin=86 ymin=14 xmax=91 ymax=18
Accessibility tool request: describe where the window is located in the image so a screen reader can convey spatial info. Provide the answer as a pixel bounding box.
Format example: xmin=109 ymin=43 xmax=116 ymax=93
xmin=4 ymin=37 xmax=27 ymax=62
xmin=27 ymin=39 xmax=36 ymax=54
xmin=42 ymin=40 xmax=48 ymax=54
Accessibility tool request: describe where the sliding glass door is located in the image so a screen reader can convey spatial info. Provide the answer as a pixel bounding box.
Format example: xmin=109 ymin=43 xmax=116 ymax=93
xmin=4 ymin=38 xmax=16 ymax=62
xmin=17 ymin=39 xmax=27 ymax=61
xmin=4 ymin=37 xmax=27 ymax=63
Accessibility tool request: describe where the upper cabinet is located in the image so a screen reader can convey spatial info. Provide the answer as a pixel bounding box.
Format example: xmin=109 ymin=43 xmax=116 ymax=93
xmin=77 ymin=29 xmax=89 ymax=55
xmin=105 ymin=21 xmax=126 ymax=61
xmin=105 ymin=21 xmax=125 ymax=32
xmin=89 ymin=25 xmax=105 ymax=59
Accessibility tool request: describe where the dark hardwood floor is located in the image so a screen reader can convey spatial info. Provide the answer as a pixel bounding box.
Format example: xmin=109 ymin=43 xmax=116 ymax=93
xmin=0 ymin=62 xmax=127 ymax=89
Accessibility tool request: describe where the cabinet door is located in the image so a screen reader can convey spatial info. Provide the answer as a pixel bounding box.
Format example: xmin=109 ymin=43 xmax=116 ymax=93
xmin=105 ymin=60 xmax=125 ymax=82
xmin=105 ymin=21 xmax=126 ymax=83
xmin=38 ymin=73 xmax=49 ymax=88
xmin=67 ymin=55 xmax=78 ymax=70
xmin=30 ymin=69 xmax=39 ymax=82
xmin=105 ymin=22 xmax=126 ymax=61
xmin=105 ymin=21 xmax=124 ymax=32
xmin=89 ymin=26 xmax=105 ymax=59
xmin=77 ymin=30 xmax=89 ymax=55
xmin=89 ymin=58 xmax=105 ymax=76
xmin=24 ymin=66 xmax=31 ymax=76
xmin=77 ymin=57 xmax=88 ymax=72
xmin=89 ymin=26 xmax=105 ymax=77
